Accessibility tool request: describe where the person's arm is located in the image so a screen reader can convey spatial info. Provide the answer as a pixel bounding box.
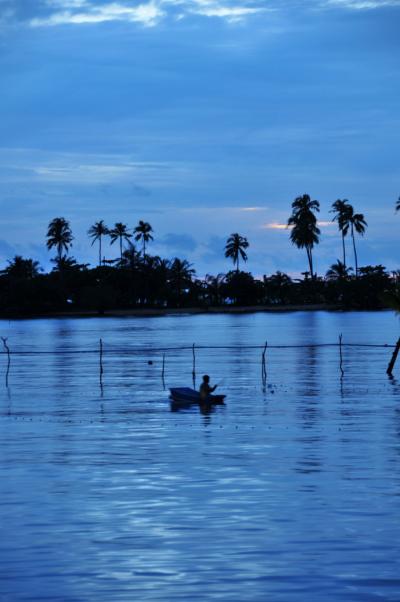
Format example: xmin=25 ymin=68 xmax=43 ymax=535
xmin=211 ymin=384 xmax=217 ymax=392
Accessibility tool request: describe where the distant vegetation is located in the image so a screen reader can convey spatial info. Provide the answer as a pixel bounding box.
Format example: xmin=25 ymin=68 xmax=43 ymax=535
xmin=0 ymin=197 xmax=399 ymax=315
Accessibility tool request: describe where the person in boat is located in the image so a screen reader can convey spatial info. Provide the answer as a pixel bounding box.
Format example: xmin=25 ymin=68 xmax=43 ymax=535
xmin=199 ymin=374 xmax=217 ymax=401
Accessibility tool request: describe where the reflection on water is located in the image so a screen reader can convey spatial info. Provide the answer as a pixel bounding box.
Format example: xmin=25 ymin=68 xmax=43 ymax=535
xmin=1 ymin=311 xmax=400 ymax=601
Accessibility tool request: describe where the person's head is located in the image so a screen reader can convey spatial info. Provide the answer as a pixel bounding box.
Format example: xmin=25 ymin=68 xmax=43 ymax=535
xmin=202 ymin=374 xmax=210 ymax=383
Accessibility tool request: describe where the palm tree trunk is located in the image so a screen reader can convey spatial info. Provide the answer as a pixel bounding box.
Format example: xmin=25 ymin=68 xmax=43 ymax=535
xmin=143 ymin=239 xmax=146 ymax=261
xmin=119 ymin=237 xmax=123 ymax=262
xmin=99 ymin=237 xmax=102 ymax=267
xmin=236 ymin=254 xmax=239 ymax=273
xmin=351 ymin=225 xmax=358 ymax=277
xmin=306 ymin=246 xmax=313 ymax=278
xmin=342 ymin=232 xmax=346 ymax=270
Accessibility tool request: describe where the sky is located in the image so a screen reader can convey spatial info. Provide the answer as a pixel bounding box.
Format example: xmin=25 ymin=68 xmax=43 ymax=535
xmin=0 ymin=0 xmax=399 ymax=278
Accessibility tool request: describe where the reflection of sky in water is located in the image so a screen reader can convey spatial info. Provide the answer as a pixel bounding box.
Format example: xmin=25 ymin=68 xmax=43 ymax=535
xmin=0 ymin=311 xmax=400 ymax=601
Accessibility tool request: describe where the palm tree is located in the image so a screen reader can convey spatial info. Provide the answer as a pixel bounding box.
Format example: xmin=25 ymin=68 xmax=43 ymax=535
xmin=169 ymin=258 xmax=195 ymax=304
xmin=330 ymin=199 xmax=351 ymax=269
xmin=120 ymin=241 xmax=140 ymax=270
xmin=347 ymin=206 xmax=367 ymax=277
xmin=225 ymin=233 xmax=249 ymax=273
xmin=134 ymin=220 xmax=153 ymax=260
xmin=3 ymin=256 xmax=41 ymax=279
xmin=109 ymin=223 xmax=132 ymax=262
xmin=287 ymin=194 xmax=320 ymax=278
xmin=88 ymin=220 xmax=109 ymax=266
xmin=46 ymin=217 xmax=73 ymax=261
xmin=396 ymin=196 xmax=400 ymax=212
xmin=325 ymin=260 xmax=352 ymax=281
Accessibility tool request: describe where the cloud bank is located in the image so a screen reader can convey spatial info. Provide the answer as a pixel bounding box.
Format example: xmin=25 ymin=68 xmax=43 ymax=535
xmin=2 ymin=0 xmax=400 ymax=31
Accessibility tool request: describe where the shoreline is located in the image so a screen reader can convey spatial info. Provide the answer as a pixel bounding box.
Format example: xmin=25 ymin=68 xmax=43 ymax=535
xmin=0 ymin=304 xmax=347 ymax=319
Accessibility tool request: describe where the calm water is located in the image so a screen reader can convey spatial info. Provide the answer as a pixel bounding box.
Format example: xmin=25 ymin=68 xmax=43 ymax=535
xmin=1 ymin=311 xmax=400 ymax=601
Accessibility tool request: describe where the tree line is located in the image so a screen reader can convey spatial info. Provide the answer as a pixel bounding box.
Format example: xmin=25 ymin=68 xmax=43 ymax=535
xmin=0 ymin=195 xmax=399 ymax=315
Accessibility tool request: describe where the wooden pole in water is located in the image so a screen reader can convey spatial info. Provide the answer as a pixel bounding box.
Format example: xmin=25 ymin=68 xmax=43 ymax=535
xmin=1 ymin=337 xmax=10 ymax=387
xmin=387 ymin=337 xmax=400 ymax=376
xmin=192 ymin=343 xmax=196 ymax=388
xmin=99 ymin=338 xmax=104 ymax=387
xmin=161 ymin=352 xmax=166 ymax=388
xmin=339 ymin=333 xmax=344 ymax=377
xmin=261 ymin=341 xmax=267 ymax=384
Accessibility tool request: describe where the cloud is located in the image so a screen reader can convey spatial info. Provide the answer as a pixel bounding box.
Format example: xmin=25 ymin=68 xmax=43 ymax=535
xmin=30 ymin=1 xmax=164 ymax=27
xmin=161 ymin=232 xmax=198 ymax=251
xmin=323 ymin=0 xmax=400 ymax=8
xmin=263 ymin=221 xmax=334 ymax=230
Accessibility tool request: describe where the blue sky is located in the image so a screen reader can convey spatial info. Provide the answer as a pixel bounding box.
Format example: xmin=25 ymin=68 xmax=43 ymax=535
xmin=0 ymin=0 xmax=399 ymax=277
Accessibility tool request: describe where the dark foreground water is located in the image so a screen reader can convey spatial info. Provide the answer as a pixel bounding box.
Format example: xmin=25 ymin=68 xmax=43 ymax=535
xmin=1 ymin=311 xmax=400 ymax=601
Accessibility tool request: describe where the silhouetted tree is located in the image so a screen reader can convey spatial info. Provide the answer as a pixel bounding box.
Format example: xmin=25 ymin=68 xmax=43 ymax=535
xmin=396 ymin=196 xmax=400 ymax=212
xmin=169 ymin=258 xmax=195 ymax=305
xmin=204 ymin=273 xmax=226 ymax=306
xmin=88 ymin=220 xmax=109 ymax=266
xmin=347 ymin=206 xmax=367 ymax=277
xmin=46 ymin=217 xmax=73 ymax=261
xmin=2 ymin=256 xmax=41 ymax=279
xmin=325 ymin=260 xmax=352 ymax=281
xmin=287 ymin=194 xmax=320 ymax=278
xmin=225 ymin=233 xmax=249 ymax=273
xmin=134 ymin=221 xmax=153 ymax=261
xmin=331 ymin=199 xmax=351 ymax=269
xmin=51 ymin=255 xmax=89 ymax=272
xmin=120 ymin=242 xmax=140 ymax=270
xmin=109 ymin=222 xmax=132 ymax=262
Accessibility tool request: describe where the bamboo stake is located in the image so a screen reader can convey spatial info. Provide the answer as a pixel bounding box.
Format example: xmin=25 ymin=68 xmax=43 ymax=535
xmin=261 ymin=340 xmax=267 ymax=385
xmin=339 ymin=333 xmax=344 ymax=377
xmin=1 ymin=337 xmax=10 ymax=387
xmin=161 ymin=352 xmax=166 ymax=389
xmin=192 ymin=343 xmax=196 ymax=388
xmin=99 ymin=338 xmax=104 ymax=389
xmin=387 ymin=337 xmax=400 ymax=376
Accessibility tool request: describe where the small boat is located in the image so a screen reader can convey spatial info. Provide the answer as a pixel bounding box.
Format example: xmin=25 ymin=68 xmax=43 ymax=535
xmin=169 ymin=387 xmax=226 ymax=405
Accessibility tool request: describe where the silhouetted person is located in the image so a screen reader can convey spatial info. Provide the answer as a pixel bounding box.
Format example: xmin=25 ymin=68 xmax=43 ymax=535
xmin=199 ymin=374 xmax=217 ymax=401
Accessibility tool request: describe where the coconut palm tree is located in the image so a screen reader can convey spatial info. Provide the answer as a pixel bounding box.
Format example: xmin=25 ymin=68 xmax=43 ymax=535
xmin=287 ymin=194 xmax=320 ymax=278
xmin=169 ymin=258 xmax=195 ymax=304
xmin=225 ymin=233 xmax=249 ymax=273
xmin=325 ymin=260 xmax=352 ymax=281
xmin=120 ymin=241 xmax=140 ymax=270
xmin=46 ymin=217 xmax=73 ymax=261
xmin=88 ymin=220 xmax=109 ymax=266
xmin=330 ymin=199 xmax=351 ymax=269
xmin=109 ymin=222 xmax=132 ymax=262
xmin=347 ymin=207 xmax=367 ymax=277
xmin=3 ymin=256 xmax=41 ymax=279
xmin=134 ymin=220 xmax=153 ymax=260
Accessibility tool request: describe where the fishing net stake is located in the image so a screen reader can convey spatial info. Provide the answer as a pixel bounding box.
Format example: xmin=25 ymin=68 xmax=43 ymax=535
xmin=387 ymin=337 xmax=400 ymax=376
xmin=1 ymin=337 xmax=10 ymax=387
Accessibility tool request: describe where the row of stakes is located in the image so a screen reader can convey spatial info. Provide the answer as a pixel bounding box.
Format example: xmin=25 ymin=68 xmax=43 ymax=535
xmin=2 ymin=335 xmax=400 ymax=390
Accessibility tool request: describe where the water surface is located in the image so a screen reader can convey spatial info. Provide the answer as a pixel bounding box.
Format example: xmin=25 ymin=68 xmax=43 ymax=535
xmin=1 ymin=311 xmax=400 ymax=601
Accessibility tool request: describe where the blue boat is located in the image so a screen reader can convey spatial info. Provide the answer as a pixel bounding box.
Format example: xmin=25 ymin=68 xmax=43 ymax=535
xmin=169 ymin=387 xmax=226 ymax=405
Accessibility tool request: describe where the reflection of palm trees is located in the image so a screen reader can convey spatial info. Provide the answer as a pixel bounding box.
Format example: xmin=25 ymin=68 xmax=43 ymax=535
xmin=109 ymin=222 xmax=132 ymax=262
xmin=287 ymin=194 xmax=320 ymax=278
xmin=331 ymin=199 xmax=351 ymax=269
xmin=225 ymin=233 xmax=249 ymax=273
xmin=88 ymin=220 xmax=109 ymax=266
xmin=46 ymin=217 xmax=73 ymax=262
xmin=325 ymin=260 xmax=352 ymax=280
xmin=134 ymin=221 xmax=153 ymax=261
